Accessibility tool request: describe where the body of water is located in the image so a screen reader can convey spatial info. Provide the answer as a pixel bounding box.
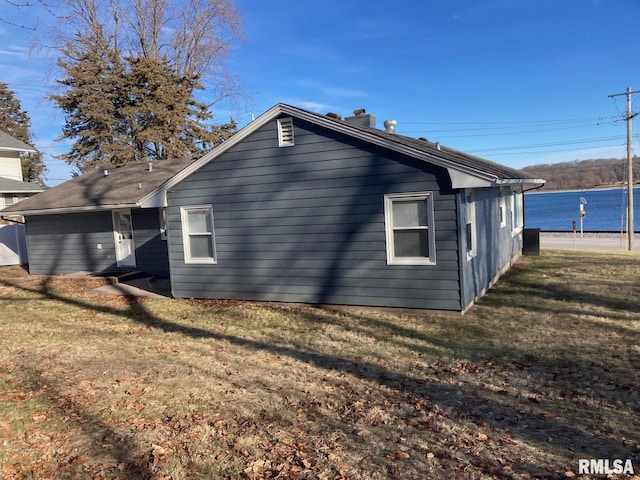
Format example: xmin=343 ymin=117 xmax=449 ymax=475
xmin=524 ymin=187 xmax=640 ymax=232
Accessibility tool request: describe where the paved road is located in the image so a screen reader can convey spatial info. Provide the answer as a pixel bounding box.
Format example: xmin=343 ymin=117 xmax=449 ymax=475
xmin=540 ymin=234 xmax=640 ymax=252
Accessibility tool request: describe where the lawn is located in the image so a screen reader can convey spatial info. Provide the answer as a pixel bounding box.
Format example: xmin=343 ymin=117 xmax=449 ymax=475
xmin=0 ymin=250 xmax=639 ymax=479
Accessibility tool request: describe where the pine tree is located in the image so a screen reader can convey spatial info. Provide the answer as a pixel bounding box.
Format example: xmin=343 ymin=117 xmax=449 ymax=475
xmin=48 ymin=0 xmax=243 ymax=174
xmin=0 ymin=82 xmax=47 ymax=182
xmin=50 ymin=27 xmax=131 ymax=171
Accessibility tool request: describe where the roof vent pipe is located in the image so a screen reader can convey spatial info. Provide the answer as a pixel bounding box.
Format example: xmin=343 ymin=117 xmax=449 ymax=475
xmin=383 ymin=119 xmax=397 ymax=134
xmin=103 ymin=169 xmax=109 ymax=176
xmin=148 ymin=161 xmax=153 ymax=172
xmin=435 ymin=142 xmax=441 ymax=151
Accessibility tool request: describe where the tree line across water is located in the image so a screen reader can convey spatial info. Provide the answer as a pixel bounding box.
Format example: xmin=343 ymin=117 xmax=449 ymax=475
xmin=521 ymin=157 xmax=639 ymax=191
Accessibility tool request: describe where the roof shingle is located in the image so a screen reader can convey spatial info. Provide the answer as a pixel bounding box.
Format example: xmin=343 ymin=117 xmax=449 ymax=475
xmin=0 ymin=130 xmax=37 ymax=153
xmin=1 ymin=157 xmax=194 ymax=214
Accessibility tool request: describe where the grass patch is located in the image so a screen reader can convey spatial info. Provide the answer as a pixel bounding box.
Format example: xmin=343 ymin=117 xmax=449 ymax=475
xmin=0 ymin=251 xmax=639 ymax=479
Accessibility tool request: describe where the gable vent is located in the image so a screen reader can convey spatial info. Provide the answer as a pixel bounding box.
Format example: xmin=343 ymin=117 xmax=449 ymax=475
xmin=277 ymin=117 xmax=295 ymax=147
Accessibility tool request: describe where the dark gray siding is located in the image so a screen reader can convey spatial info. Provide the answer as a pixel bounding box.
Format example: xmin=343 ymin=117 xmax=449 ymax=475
xmin=131 ymin=209 xmax=170 ymax=277
xmin=459 ymin=187 xmax=523 ymax=309
xmin=24 ymin=208 xmax=170 ymax=276
xmin=25 ymin=211 xmax=118 ymax=275
xmin=167 ymin=117 xmax=461 ymax=310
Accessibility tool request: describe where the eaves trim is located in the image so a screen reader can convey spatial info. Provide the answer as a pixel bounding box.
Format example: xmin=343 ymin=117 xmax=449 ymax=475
xmin=5 ymin=203 xmax=140 ymax=216
xmin=0 ymin=146 xmax=37 ymax=154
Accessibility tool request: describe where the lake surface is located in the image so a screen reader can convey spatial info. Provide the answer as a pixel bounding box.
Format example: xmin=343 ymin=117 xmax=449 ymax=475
xmin=524 ymin=187 xmax=640 ymax=232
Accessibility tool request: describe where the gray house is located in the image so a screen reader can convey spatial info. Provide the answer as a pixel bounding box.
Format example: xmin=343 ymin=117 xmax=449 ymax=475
xmin=2 ymin=104 xmax=544 ymax=311
xmin=1 ymin=158 xmax=193 ymax=277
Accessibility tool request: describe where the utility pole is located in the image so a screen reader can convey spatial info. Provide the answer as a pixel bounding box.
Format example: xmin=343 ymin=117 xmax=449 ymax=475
xmin=609 ymin=87 xmax=639 ymax=251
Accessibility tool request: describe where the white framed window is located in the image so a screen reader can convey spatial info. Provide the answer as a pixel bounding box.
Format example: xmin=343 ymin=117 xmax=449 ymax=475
xmin=511 ymin=189 xmax=524 ymax=233
xmin=277 ymin=117 xmax=295 ymax=147
xmin=464 ymin=190 xmax=477 ymax=260
xmin=384 ymin=192 xmax=436 ymax=265
xmin=3 ymin=194 xmax=16 ymax=206
xmin=181 ymin=205 xmax=217 ymax=264
xmin=499 ymin=188 xmax=508 ymax=228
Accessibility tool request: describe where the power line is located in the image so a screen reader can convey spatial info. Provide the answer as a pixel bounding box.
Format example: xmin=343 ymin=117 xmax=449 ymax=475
xmin=470 ymin=135 xmax=626 ymax=154
xmin=403 ymin=123 xmax=609 ymax=139
xmin=400 ymin=115 xmax=623 ymax=127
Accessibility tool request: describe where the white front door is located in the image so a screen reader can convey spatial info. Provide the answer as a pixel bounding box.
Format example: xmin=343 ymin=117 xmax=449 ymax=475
xmin=113 ymin=209 xmax=136 ymax=267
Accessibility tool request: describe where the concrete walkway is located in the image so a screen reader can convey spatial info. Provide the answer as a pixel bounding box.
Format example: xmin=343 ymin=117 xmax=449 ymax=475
xmin=91 ymin=277 xmax=171 ymax=298
xmin=65 ymin=271 xmax=171 ymax=298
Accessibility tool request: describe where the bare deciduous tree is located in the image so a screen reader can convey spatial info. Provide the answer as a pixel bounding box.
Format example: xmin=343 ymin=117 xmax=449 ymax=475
xmin=47 ymin=0 xmax=244 ymax=173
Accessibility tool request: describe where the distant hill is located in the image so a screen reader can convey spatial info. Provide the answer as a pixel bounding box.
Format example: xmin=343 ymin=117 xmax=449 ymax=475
xmin=521 ymin=157 xmax=639 ymax=191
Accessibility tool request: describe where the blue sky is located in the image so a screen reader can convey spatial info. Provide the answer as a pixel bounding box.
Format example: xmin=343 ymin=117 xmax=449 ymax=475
xmin=1 ymin=0 xmax=639 ymax=186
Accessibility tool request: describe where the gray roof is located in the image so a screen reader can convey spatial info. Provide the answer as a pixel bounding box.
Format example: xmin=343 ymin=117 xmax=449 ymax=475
xmin=314 ymin=112 xmax=534 ymax=181
xmin=0 ymin=130 xmax=37 ymax=153
xmin=164 ymin=104 xmax=544 ymax=191
xmin=1 ymin=103 xmax=543 ymax=216
xmin=0 ymin=176 xmax=44 ymax=193
xmin=291 ymin=105 xmax=542 ymax=184
xmin=1 ymin=157 xmax=194 ymax=214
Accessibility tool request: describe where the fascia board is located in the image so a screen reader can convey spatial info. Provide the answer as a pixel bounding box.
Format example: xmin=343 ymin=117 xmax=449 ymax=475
xmin=7 ymin=203 xmax=139 ymax=216
xmin=0 ymin=188 xmax=44 ymax=194
xmin=495 ymin=178 xmax=546 ymax=185
xmin=0 ymin=146 xmax=37 ymax=154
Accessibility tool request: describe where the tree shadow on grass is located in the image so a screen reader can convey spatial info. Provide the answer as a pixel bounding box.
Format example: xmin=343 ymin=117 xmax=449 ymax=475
xmin=1 ymin=273 xmax=638 ymax=479
xmin=3 ymin=363 xmax=152 ymax=479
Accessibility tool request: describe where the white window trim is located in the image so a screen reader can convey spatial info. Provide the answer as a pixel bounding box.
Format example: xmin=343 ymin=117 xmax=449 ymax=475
xmin=511 ymin=190 xmax=524 ymax=235
xmin=464 ymin=190 xmax=477 ymax=261
xmin=384 ymin=192 xmax=437 ymax=266
xmin=181 ymin=205 xmax=217 ymax=264
xmin=277 ymin=117 xmax=295 ymax=147
xmin=499 ymin=188 xmax=507 ymax=228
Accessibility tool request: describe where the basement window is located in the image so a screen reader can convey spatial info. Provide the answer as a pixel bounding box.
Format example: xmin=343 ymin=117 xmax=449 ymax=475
xmin=277 ymin=117 xmax=295 ymax=147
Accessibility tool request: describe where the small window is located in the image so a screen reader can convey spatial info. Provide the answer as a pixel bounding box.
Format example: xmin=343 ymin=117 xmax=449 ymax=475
xmin=277 ymin=117 xmax=295 ymax=147
xmin=384 ymin=192 xmax=436 ymax=265
xmin=499 ymin=188 xmax=507 ymax=228
xmin=181 ymin=205 xmax=216 ymax=264
xmin=464 ymin=190 xmax=477 ymax=260
xmin=512 ymin=189 xmax=524 ymax=233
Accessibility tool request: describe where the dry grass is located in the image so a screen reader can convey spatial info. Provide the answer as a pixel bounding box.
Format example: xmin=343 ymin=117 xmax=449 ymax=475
xmin=0 ymin=251 xmax=639 ymax=479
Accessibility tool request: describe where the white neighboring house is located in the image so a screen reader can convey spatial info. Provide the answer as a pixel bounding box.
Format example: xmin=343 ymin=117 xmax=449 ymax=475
xmin=0 ymin=130 xmax=44 ymax=210
xmin=0 ymin=130 xmax=44 ymax=265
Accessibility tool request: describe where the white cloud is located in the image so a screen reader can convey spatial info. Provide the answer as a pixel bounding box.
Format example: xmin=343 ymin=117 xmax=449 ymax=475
xmin=0 ymin=46 xmax=29 ymax=58
xmin=294 ymin=101 xmax=331 ymax=112
xmin=293 ymin=79 xmax=368 ymax=99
